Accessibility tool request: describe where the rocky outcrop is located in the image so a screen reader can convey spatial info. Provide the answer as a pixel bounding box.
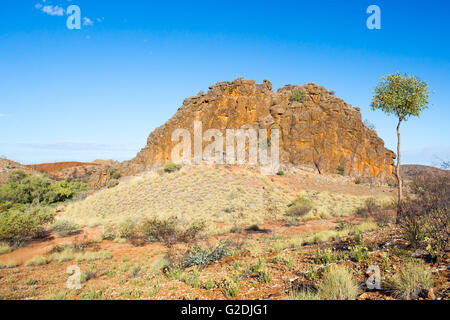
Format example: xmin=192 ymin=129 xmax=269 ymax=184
xmin=131 ymin=79 xmax=395 ymax=182
xmin=130 ymin=79 xmax=395 ymax=182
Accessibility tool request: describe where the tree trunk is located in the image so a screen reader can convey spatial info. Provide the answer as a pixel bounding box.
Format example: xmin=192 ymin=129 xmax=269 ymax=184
xmin=396 ymin=119 xmax=403 ymax=220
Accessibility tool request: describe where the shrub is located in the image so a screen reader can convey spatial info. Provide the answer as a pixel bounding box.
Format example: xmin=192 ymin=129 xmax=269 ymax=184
xmin=318 ymin=266 xmax=360 ymax=300
xmin=107 ymin=179 xmax=119 ymax=189
xmin=50 ymin=220 xmax=79 ymax=237
xmin=117 ymin=219 xmax=140 ymax=240
xmin=25 ymin=255 xmax=49 ymax=266
xmin=287 ymin=196 xmax=312 ymax=217
xmin=118 ymin=217 xmax=205 ymax=246
xmin=0 ymin=171 xmax=86 ymax=206
xmin=399 ymin=174 xmax=449 ymax=256
xmin=109 ymin=167 xmax=121 ymax=180
xmin=0 ymin=206 xmax=55 ymax=246
xmin=391 ymin=262 xmax=433 ymax=300
xmin=141 ymin=217 xmax=205 ymax=244
xmin=276 ymin=171 xmax=285 ymax=176
xmin=290 ymin=89 xmax=307 ymax=103
xmin=336 ymin=166 xmax=345 ymax=176
xmin=141 ymin=217 xmax=179 ymax=243
xmin=356 ymin=198 xmax=380 ymax=217
xmin=163 ymin=162 xmax=182 ymax=173
xmin=183 ymin=241 xmax=232 ymax=268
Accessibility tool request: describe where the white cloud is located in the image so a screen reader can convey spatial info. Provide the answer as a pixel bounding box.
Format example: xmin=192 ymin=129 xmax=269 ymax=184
xmin=83 ymin=17 xmax=94 ymax=26
xmin=40 ymin=5 xmax=65 ymax=16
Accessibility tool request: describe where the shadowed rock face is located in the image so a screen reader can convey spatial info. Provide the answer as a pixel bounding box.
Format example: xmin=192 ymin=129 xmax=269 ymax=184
xmin=131 ymin=78 xmax=396 ymax=183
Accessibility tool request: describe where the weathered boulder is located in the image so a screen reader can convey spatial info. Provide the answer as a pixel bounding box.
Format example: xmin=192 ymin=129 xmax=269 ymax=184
xmin=131 ymin=78 xmax=395 ymax=183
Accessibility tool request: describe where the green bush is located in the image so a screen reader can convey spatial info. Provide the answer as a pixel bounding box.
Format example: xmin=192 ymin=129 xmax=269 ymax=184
xmin=141 ymin=217 xmax=205 ymax=244
xmin=141 ymin=217 xmax=179 ymax=243
xmin=0 ymin=171 xmax=86 ymax=206
xmin=107 ymin=179 xmax=120 ymax=189
xmin=336 ymin=166 xmax=345 ymax=176
xmin=118 ymin=219 xmax=140 ymax=240
xmin=290 ymin=89 xmax=307 ymax=103
xmin=50 ymin=220 xmax=79 ymax=237
xmin=109 ymin=167 xmax=121 ymax=180
xmin=0 ymin=206 xmax=55 ymax=246
xmin=163 ymin=162 xmax=182 ymax=173
xmin=183 ymin=241 xmax=232 ymax=268
xmin=276 ymin=171 xmax=285 ymax=176
xmin=287 ymin=196 xmax=312 ymax=217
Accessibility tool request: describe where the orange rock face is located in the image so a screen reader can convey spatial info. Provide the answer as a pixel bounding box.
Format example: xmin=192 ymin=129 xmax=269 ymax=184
xmin=131 ymin=79 xmax=396 ymax=183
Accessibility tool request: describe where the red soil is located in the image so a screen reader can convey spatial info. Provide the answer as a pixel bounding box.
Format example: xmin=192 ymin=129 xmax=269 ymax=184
xmin=27 ymin=162 xmax=95 ymax=174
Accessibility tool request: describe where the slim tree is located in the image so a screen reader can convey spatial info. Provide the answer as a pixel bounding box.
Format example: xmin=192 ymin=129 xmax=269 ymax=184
xmin=371 ymin=73 xmax=430 ymax=214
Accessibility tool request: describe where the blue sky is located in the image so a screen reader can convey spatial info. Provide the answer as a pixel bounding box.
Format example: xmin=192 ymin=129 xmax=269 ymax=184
xmin=0 ymin=0 xmax=449 ymax=166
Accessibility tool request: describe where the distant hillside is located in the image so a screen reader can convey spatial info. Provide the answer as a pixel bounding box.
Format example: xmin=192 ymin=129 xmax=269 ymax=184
xmin=0 ymin=158 xmax=37 ymax=184
xmin=401 ymin=164 xmax=449 ymax=181
xmin=27 ymin=162 xmax=95 ymax=174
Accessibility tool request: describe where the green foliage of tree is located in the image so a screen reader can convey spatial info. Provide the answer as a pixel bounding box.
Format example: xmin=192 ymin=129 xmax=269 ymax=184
xmin=0 ymin=171 xmax=87 ymax=206
xmin=371 ymin=73 xmax=430 ymax=212
xmin=0 ymin=205 xmax=54 ymax=246
xmin=0 ymin=171 xmax=85 ymax=246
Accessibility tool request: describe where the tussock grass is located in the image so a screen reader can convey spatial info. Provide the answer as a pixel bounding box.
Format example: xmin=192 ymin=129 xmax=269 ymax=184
xmin=391 ymin=262 xmax=433 ymax=300
xmin=0 ymin=260 xmax=18 ymax=269
xmin=50 ymin=249 xmax=112 ymax=262
xmin=0 ymin=242 xmax=13 ymax=255
xmin=75 ymin=251 xmax=112 ymax=262
xmin=25 ymin=255 xmax=49 ymax=266
xmin=288 ymin=288 xmax=321 ymax=300
xmin=318 ymin=265 xmax=360 ymax=300
xmin=51 ymin=248 xmax=77 ymax=262
xmin=289 ymin=266 xmax=360 ymax=300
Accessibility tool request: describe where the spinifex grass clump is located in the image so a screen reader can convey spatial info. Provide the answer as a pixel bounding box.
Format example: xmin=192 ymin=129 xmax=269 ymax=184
xmin=391 ymin=262 xmax=433 ymax=300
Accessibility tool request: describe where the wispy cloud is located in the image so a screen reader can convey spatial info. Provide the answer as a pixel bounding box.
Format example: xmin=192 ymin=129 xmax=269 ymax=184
xmin=35 ymin=4 xmax=65 ymax=16
xmin=83 ymin=17 xmax=94 ymax=26
xmin=0 ymin=114 xmax=5 ymax=117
